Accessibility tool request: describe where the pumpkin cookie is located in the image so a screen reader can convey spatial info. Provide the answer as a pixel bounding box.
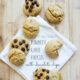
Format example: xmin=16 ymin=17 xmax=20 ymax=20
xmin=11 ymin=37 xmax=30 ymax=55
xmin=45 ymin=3 xmax=64 ymax=24
xmin=8 ymin=49 xmax=25 ymax=66
xmin=22 ymin=18 xmax=39 ymax=39
xmin=33 ymin=68 xmax=50 ymax=80
xmin=45 ymin=40 xmax=62 ymax=59
xmin=23 ymin=0 xmax=42 ymax=16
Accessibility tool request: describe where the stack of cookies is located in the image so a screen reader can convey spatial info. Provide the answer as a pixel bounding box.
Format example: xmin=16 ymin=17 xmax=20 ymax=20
xmin=8 ymin=37 xmax=30 ymax=66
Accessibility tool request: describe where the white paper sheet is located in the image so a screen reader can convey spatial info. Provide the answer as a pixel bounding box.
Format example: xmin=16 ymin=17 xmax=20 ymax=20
xmin=0 ymin=16 xmax=77 ymax=80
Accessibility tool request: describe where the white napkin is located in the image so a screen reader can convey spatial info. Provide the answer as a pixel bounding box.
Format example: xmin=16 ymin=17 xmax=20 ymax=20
xmin=0 ymin=16 xmax=77 ymax=80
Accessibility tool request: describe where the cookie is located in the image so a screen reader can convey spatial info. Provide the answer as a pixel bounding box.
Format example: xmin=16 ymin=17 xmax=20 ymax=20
xmin=8 ymin=49 xmax=25 ymax=66
xmin=33 ymin=68 xmax=50 ymax=80
xmin=22 ymin=18 xmax=39 ymax=39
xmin=50 ymin=71 xmax=62 ymax=80
xmin=45 ymin=3 xmax=64 ymax=24
xmin=23 ymin=0 xmax=42 ymax=16
xmin=11 ymin=37 xmax=29 ymax=54
xmin=45 ymin=40 xmax=62 ymax=59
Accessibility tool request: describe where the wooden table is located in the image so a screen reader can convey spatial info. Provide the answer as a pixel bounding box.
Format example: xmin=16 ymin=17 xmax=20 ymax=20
xmin=0 ymin=0 xmax=80 ymax=80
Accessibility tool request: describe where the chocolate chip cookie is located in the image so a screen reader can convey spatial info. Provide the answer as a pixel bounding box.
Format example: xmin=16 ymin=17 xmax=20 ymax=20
xmin=23 ymin=0 xmax=42 ymax=16
xmin=33 ymin=68 xmax=50 ymax=80
xmin=11 ymin=37 xmax=29 ymax=54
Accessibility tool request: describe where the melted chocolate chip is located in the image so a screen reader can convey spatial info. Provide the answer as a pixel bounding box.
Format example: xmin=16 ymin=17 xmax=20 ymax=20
xmin=46 ymin=76 xmax=49 ymax=80
xmin=25 ymin=5 xmax=29 ymax=9
xmin=33 ymin=1 xmax=37 ymax=4
xmin=14 ymin=39 xmax=18 ymax=43
xmin=15 ymin=45 xmax=18 ymax=48
xmin=46 ymin=70 xmax=49 ymax=73
xmin=27 ymin=48 xmax=29 ymax=51
xmin=12 ymin=44 xmax=14 ymax=48
xmin=29 ymin=0 xmax=33 ymax=1
xmin=36 ymin=3 xmax=39 ymax=7
xmin=42 ymin=69 xmax=46 ymax=72
xmin=21 ymin=47 xmax=25 ymax=52
xmin=22 ymin=40 xmax=25 ymax=43
xmin=29 ymin=9 xmax=32 ymax=12
xmin=37 ymin=76 xmax=40 ymax=79
xmin=39 ymin=73 xmax=43 ymax=77
xmin=35 ymin=74 xmax=37 ymax=77
xmin=26 ymin=1 xmax=29 ymax=5
xmin=19 ymin=42 xmax=23 ymax=45
xmin=25 ymin=44 xmax=29 ymax=48
xmin=32 ymin=2 xmax=35 ymax=5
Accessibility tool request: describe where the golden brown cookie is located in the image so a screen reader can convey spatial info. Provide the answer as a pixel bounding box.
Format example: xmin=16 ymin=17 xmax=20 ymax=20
xmin=23 ymin=0 xmax=42 ymax=16
xmin=33 ymin=68 xmax=50 ymax=80
xmin=8 ymin=49 xmax=25 ymax=66
xmin=45 ymin=3 xmax=64 ymax=24
xmin=11 ymin=37 xmax=29 ymax=54
xmin=45 ymin=40 xmax=62 ymax=59
xmin=50 ymin=71 xmax=62 ymax=80
xmin=22 ymin=18 xmax=39 ymax=39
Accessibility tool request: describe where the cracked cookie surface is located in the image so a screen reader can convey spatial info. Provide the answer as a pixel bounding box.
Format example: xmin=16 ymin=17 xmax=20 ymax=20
xmin=22 ymin=18 xmax=39 ymax=39
xmin=45 ymin=3 xmax=64 ymax=24
xmin=8 ymin=49 xmax=25 ymax=66
xmin=45 ymin=40 xmax=62 ymax=59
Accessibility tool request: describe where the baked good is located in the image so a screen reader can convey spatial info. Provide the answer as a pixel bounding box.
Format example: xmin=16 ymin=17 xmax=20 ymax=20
xmin=8 ymin=49 xmax=25 ymax=66
xmin=33 ymin=68 xmax=50 ymax=80
xmin=45 ymin=3 xmax=64 ymax=24
xmin=11 ymin=37 xmax=29 ymax=54
xmin=45 ymin=40 xmax=62 ymax=59
xmin=23 ymin=0 xmax=42 ymax=16
xmin=50 ymin=71 xmax=62 ymax=80
xmin=22 ymin=18 xmax=39 ymax=39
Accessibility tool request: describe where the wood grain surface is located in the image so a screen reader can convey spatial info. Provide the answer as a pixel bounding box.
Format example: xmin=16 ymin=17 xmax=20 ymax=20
xmin=0 ymin=0 xmax=80 ymax=80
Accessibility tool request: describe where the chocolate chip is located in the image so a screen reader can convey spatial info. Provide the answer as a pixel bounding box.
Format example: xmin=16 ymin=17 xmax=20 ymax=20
xmin=14 ymin=39 xmax=18 ymax=43
xmin=15 ymin=45 xmax=18 ymax=48
xmin=39 ymin=73 xmax=43 ymax=77
xmin=46 ymin=76 xmax=49 ymax=80
xmin=36 ymin=3 xmax=39 ymax=7
xmin=33 ymin=1 xmax=37 ymax=4
xmin=25 ymin=5 xmax=29 ymax=9
xmin=21 ymin=47 xmax=25 ymax=52
xmin=32 ymin=2 xmax=35 ymax=5
xmin=35 ymin=74 xmax=37 ymax=77
xmin=19 ymin=42 xmax=23 ymax=45
xmin=27 ymin=48 xmax=29 ymax=51
xmin=46 ymin=70 xmax=49 ymax=73
xmin=37 ymin=76 xmax=40 ymax=79
xmin=42 ymin=69 xmax=46 ymax=72
xmin=22 ymin=40 xmax=25 ymax=43
xmin=26 ymin=1 xmax=29 ymax=5
xmin=12 ymin=44 xmax=14 ymax=48
xmin=29 ymin=9 xmax=32 ymax=12
xmin=29 ymin=0 xmax=33 ymax=1
xmin=25 ymin=44 xmax=29 ymax=48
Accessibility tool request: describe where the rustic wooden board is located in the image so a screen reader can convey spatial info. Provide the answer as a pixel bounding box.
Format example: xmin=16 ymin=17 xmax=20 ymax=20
xmin=0 ymin=0 xmax=80 ymax=80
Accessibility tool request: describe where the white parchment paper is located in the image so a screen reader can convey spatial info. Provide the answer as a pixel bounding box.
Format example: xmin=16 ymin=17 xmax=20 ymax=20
xmin=0 ymin=16 xmax=77 ymax=80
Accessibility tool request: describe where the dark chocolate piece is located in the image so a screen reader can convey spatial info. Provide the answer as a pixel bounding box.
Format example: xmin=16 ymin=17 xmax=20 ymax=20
xmin=25 ymin=44 xmax=29 ymax=48
xmin=21 ymin=47 xmax=25 ymax=52
xmin=19 ymin=41 xmax=23 ymax=45
xmin=46 ymin=70 xmax=49 ymax=73
xmin=42 ymin=69 xmax=46 ymax=72
xmin=15 ymin=45 xmax=18 ymax=48
xmin=39 ymin=73 xmax=43 ymax=77
xmin=14 ymin=39 xmax=18 ymax=43
xmin=25 ymin=5 xmax=29 ymax=9
xmin=12 ymin=44 xmax=14 ymax=48
xmin=46 ymin=75 xmax=50 ymax=80
xmin=22 ymin=40 xmax=25 ymax=43
xmin=36 ymin=3 xmax=39 ymax=7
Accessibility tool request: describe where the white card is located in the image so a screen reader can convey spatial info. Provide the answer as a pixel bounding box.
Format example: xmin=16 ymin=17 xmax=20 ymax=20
xmin=0 ymin=16 xmax=77 ymax=80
